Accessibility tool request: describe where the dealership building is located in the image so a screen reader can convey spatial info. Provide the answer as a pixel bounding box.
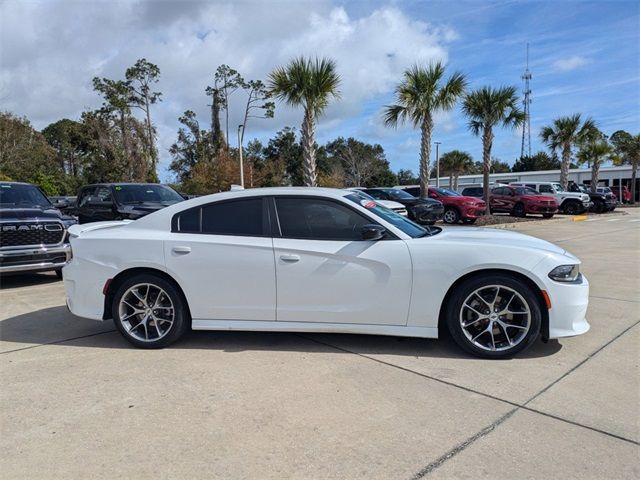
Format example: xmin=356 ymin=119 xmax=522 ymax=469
xmin=433 ymin=165 xmax=637 ymax=201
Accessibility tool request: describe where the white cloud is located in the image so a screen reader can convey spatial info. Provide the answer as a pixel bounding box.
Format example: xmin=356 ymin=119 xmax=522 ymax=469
xmin=552 ymin=55 xmax=592 ymax=72
xmin=0 ymin=1 xmax=455 ymax=180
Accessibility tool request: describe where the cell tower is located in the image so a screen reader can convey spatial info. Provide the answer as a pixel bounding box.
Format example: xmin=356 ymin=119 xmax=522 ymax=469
xmin=520 ymin=43 xmax=532 ymax=158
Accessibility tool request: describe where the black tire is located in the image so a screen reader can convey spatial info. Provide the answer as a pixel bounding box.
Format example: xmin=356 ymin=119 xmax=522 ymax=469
xmin=462 ymin=218 xmax=477 ymax=225
xmin=445 ymin=273 xmax=542 ymax=359
xmin=512 ymin=203 xmax=526 ymax=217
xmin=542 ymin=213 xmax=554 ymax=219
xmin=54 ymin=269 xmax=63 ymax=279
xmin=111 ymin=273 xmax=189 ymax=348
xmin=443 ymin=207 xmax=460 ymax=224
xmin=424 ymin=221 xmax=436 ymax=226
xmin=563 ymin=201 xmax=580 ymax=215
xmin=593 ymin=200 xmax=605 ymax=213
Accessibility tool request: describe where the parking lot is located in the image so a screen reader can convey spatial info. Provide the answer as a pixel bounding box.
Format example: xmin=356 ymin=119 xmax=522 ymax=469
xmin=1 ymin=208 xmax=638 ymax=479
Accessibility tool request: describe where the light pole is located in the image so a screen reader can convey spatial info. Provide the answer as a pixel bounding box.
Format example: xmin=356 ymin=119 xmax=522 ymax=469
xmin=434 ymin=142 xmax=441 ymax=188
xmin=238 ymin=124 xmax=245 ymax=187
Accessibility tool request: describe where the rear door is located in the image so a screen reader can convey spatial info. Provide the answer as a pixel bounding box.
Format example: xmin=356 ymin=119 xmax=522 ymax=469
xmin=490 ymin=187 xmax=506 ymax=211
xmin=164 ymin=197 xmax=276 ymax=321
xmin=272 ymin=196 xmax=412 ymax=325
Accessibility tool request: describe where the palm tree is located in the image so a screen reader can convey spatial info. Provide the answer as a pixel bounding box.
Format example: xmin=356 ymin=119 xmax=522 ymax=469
xmin=268 ymin=57 xmax=340 ymax=187
xmin=540 ymin=114 xmax=598 ymax=190
xmin=462 ymin=86 xmax=525 ymax=211
xmin=384 ymin=63 xmax=467 ymax=198
xmin=577 ymin=136 xmax=616 ymax=192
xmin=610 ymin=130 xmax=640 ymax=204
xmin=439 ymin=150 xmax=474 ymax=190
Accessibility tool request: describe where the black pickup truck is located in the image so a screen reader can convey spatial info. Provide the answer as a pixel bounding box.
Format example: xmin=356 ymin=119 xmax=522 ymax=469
xmin=0 ymin=182 xmax=76 ymax=277
xmin=75 ymin=183 xmax=184 ymax=224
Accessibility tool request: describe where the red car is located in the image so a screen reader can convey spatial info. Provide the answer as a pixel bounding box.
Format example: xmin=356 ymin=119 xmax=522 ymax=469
xmin=490 ymin=186 xmax=558 ymax=218
xmin=400 ymin=186 xmax=486 ymax=224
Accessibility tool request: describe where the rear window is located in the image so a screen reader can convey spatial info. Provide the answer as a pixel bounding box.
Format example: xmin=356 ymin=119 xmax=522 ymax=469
xmin=173 ymin=198 xmax=264 ymax=236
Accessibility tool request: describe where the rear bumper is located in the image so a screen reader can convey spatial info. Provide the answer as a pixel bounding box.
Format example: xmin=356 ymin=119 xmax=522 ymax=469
xmin=0 ymin=244 xmax=71 ymax=273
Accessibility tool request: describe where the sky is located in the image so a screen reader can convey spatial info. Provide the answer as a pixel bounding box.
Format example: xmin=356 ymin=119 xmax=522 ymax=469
xmin=1 ymin=0 xmax=639 ymax=182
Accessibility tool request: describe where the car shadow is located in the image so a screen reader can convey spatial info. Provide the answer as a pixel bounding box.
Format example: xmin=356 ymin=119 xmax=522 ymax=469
xmin=0 ymin=272 xmax=61 ymax=290
xmin=0 ymin=306 xmax=562 ymax=360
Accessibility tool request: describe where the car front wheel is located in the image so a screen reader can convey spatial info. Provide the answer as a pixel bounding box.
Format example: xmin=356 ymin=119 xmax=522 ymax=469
xmin=112 ymin=273 xmax=189 ymax=348
xmin=446 ymin=274 xmax=542 ymax=358
xmin=443 ymin=207 xmax=460 ymax=224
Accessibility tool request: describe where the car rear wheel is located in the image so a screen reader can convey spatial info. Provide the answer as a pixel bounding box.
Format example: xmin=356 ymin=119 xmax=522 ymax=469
xmin=443 ymin=208 xmax=460 ymax=224
xmin=512 ymin=203 xmax=526 ymax=217
xmin=446 ymin=274 xmax=542 ymax=358
xmin=112 ymin=273 xmax=189 ymax=348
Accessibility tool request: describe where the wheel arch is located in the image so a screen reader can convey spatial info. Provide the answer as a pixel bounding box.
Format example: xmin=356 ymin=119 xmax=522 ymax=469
xmin=102 ymin=267 xmax=191 ymax=321
xmin=437 ymin=268 xmax=549 ymax=339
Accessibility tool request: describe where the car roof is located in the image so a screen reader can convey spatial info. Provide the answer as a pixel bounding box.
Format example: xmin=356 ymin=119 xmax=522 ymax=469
xmin=0 ymin=181 xmax=35 ymax=186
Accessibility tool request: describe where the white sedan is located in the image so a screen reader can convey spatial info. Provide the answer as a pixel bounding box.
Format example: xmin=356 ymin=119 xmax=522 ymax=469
xmin=63 ymin=187 xmax=590 ymax=358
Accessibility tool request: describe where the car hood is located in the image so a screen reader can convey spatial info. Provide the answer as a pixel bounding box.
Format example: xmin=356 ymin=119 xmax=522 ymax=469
xmin=451 ymin=196 xmax=485 ymax=204
xmin=0 ymin=207 xmax=64 ymax=220
xmin=428 ymin=226 xmax=568 ymax=256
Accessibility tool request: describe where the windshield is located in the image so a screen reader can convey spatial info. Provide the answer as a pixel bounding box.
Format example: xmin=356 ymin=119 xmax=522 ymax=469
xmin=385 ymin=189 xmax=416 ymax=200
xmin=345 ymin=194 xmax=437 ymax=238
xmin=432 ymin=187 xmax=461 ymax=197
xmin=0 ymin=183 xmax=52 ymax=208
xmin=515 ymin=187 xmax=540 ymax=196
xmin=113 ymin=184 xmax=184 ymax=205
xmin=552 ymin=183 xmax=564 ymax=193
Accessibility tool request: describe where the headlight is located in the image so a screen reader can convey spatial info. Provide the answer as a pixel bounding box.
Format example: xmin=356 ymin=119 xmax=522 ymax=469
xmin=548 ymin=264 xmax=580 ymax=282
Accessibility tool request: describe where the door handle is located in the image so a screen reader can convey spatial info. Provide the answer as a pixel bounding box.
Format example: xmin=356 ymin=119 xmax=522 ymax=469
xmin=172 ymin=246 xmax=191 ymax=254
xmin=280 ymin=254 xmax=300 ymax=263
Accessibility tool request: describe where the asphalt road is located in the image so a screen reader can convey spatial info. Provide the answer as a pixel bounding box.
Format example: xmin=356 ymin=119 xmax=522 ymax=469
xmin=1 ymin=208 xmax=638 ymax=479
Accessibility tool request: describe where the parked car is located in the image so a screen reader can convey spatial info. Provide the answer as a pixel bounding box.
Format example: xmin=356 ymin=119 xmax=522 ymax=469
xmin=398 ymin=186 xmax=486 ymax=224
xmin=360 ymin=188 xmax=444 ymax=225
xmin=596 ymin=187 xmax=618 ymax=211
xmin=608 ymin=185 xmax=632 ymax=203
xmin=64 ymin=187 xmax=589 ymax=359
xmin=490 ymin=186 xmax=558 ymax=218
xmin=347 ymin=189 xmax=408 ymax=216
xmin=509 ymin=182 xmax=590 ymax=215
xmin=49 ymin=195 xmax=77 ymax=214
xmin=569 ymin=184 xmax=616 ymax=213
xmin=76 ymin=183 xmax=185 ymax=224
xmin=1 ymin=182 xmax=76 ymax=277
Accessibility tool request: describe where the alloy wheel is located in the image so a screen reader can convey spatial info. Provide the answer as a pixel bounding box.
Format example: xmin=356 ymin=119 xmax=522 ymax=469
xmin=459 ymin=285 xmax=531 ymax=352
xmin=118 ymin=283 xmax=175 ymax=342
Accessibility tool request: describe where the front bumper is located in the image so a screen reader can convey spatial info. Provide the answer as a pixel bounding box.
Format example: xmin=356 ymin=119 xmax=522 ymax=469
xmin=461 ymin=206 xmax=486 ymax=219
xmin=0 ymin=244 xmax=71 ymax=274
xmin=546 ymin=274 xmax=590 ymax=339
xmin=526 ymin=204 xmax=558 ymax=214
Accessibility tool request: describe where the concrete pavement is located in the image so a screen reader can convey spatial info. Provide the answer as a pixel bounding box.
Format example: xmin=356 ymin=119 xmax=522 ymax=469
xmin=1 ymin=208 xmax=638 ymax=479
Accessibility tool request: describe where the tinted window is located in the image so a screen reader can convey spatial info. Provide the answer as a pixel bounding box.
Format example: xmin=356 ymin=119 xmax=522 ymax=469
xmin=114 ymin=184 xmax=184 ymax=205
xmin=173 ymin=198 xmax=264 ymax=236
xmin=491 ymin=187 xmax=505 ymax=195
xmin=539 ymin=184 xmax=553 ymax=193
xmin=78 ymin=187 xmax=95 ymax=207
xmin=515 ymin=187 xmax=539 ymax=195
xmin=95 ymin=187 xmax=113 ymax=202
xmin=0 ymin=183 xmax=51 ymax=208
xmin=345 ymin=194 xmax=429 ymax=238
xmin=403 ymin=187 xmax=421 ymax=197
xmin=202 ymin=199 xmax=263 ymax=235
xmin=363 ymin=189 xmax=387 ymax=200
xmin=276 ymin=198 xmax=370 ymax=240
xmin=175 ymin=207 xmax=200 ymax=233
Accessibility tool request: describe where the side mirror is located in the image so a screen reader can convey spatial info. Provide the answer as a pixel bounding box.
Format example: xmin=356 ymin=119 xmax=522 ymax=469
xmin=361 ymin=224 xmax=386 ymax=241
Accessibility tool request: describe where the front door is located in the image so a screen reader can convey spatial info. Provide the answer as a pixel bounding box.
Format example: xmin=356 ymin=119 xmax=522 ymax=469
xmin=164 ymin=197 xmax=276 ymax=321
xmin=272 ymin=196 xmax=412 ymax=325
